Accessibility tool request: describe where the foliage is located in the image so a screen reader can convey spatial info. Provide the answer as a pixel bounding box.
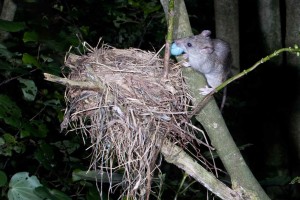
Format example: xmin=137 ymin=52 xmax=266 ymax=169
xmin=8 ymin=172 xmax=43 ymax=200
xmin=0 ymin=0 xmax=166 ymax=199
xmin=7 ymin=172 xmax=71 ymax=200
xmin=1 ymin=0 xmax=298 ymax=199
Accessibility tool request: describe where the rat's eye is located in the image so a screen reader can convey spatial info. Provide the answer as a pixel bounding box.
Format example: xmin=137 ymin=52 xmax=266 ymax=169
xmin=187 ymin=43 xmax=192 ymax=47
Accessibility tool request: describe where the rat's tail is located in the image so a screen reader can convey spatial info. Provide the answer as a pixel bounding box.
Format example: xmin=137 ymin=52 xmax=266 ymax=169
xmin=220 ymin=86 xmax=227 ymax=113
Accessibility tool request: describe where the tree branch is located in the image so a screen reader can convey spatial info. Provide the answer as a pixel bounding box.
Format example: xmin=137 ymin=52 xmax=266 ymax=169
xmin=43 ymin=73 xmax=100 ymax=90
xmin=160 ymin=0 xmax=271 ymax=199
xmin=190 ymin=46 xmax=300 ymax=117
xmin=163 ymin=0 xmax=175 ymax=78
xmin=0 ymin=0 xmax=17 ymax=41
xmin=161 ymin=140 xmax=242 ymax=200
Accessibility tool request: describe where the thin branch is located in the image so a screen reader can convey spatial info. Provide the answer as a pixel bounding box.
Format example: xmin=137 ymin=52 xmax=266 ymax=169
xmin=0 ymin=69 xmax=37 ymax=87
xmin=43 ymin=73 xmax=100 ymax=90
xmin=163 ymin=0 xmax=175 ymax=78
xmin=0 ymin=0 xmax=17 ymax=41
xmin=189 ymin=46 xmax=300 ymax=117
xmin=216 ymin=47 xmax=300 ymax=92
xmin=161 ymin=140 xmax=242 ymax=200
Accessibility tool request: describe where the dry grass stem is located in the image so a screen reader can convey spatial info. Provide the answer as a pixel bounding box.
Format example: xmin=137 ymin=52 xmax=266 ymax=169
xmin=61 ymin=42 xmax=212 ymax=199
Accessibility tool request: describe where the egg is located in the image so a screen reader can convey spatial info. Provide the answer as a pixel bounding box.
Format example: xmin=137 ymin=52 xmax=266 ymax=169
xmin=171 ymin=43 xmax=184 ymax=56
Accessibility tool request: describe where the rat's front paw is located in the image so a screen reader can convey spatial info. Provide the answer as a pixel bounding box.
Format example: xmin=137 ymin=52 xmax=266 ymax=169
xmin=182 ymin=54 xmax=189 ymax=59
xmin=199 ymin=86 xmax=214 ymax=95
xmin=181 ymin=61 xmax=191 ymax=67
xmin=178 ymin=54 xmax=190 ymax=67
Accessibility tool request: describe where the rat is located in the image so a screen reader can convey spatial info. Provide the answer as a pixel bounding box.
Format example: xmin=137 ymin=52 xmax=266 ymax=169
xmin=174 ymin=30 xmax=232 ymax=95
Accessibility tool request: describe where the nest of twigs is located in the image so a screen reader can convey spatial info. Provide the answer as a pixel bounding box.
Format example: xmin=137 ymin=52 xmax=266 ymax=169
xmin=60 ymin=42 xmax=203 ymax=199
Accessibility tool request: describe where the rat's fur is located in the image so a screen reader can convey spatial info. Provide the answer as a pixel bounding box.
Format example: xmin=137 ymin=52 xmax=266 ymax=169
xmin=175 ymin=30 xmax=232 ymax=95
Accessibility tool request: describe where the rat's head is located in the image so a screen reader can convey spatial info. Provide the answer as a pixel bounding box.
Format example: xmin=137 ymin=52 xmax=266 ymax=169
xmin=175 ymin=30 xmax=214 ymax=56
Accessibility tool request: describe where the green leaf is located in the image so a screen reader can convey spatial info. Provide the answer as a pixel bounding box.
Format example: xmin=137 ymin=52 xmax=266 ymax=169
xmin=3 ymin=133 xmax=16 ymax=144
xmin=72 ymin=169 xmax=123 ymax=183
xmin=34 ymin=186 xmax=59 ymax=200
xmin=143 ymin=3 xmax=161 ymax=15
xmin=19 ymin=127 xmax=30 ymax=138
xmin=44 ymin=99 xmax=60 ymax=108
xmin=41 ymin=61 xmax=62 ymax=75
xmin=13 ymin=142 xmax=26 ymax=154
xmin=40 ymin=54 xmax=54 ymax=63
xmin=21 ymin=120 xmax=48 ymax=138
xmin=3 ymin=135 xmax=18 ymax=153
xmin=31 ymin=120 xmax=48 ymax=137
xmin=0 ymin=170 xmax=7 ymax=187
xmin=17 ymin=78 xmax=37 ymax=101
xmin=51 ymin=140 xmax=80 ymax=154
xmin=87 ymin=186 xmax=108 ymax=200
xmin=0 ymin=19 xmax=26 ymax=32
xmin=48 ymin=189 xmax=71 ymax=200
xmin=34 ymin=143 xmax=55 ymax=170
xmin=0 ymin=134 xmax=14 ymax=156
xmin=0 ymin=134 xmax=25 ymax=156
xmin=35 ymin=187 xmax=71 ymax=200
xmin=22 ymin=53 xmax=41 ymax=68
xmin=23 ymin=31 xmax=39 ymax=43
xmin=0 ymin=44 xmax=13 ymax=59
xmin=0 ymin=95 xmax=22 ymax=129
xmin=8 ymin=172 xmax=43 ymax=200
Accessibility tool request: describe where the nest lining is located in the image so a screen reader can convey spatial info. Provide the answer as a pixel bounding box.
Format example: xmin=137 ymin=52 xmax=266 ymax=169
xmin=61 ymin=43 xmax=204 ymax=199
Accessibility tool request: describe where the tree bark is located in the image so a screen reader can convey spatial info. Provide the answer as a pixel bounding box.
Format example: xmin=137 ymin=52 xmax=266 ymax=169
xmin=0 ymin=0 xmax=17 ymax=41
xmin=160 ymin=0 xmax=270 ymax=199
xmin=285 ymin=0 xmax=300 ymax=67
xmin=214 ymin=0 xmax=240 ymax=75
xmin=286 ymin=0 xmax=300 ymax=167
xmin=160 ymin=0 xmax=192 ymax=39
xmin=258 ymin=0 xmax=282 ymax=65
xmin=184 ymin=70 xmax=270 ymax=200
xmin=161 ymin=140 xmax=241 ymax=200
xmin=285 ymin=1 xmax=300 ymax=198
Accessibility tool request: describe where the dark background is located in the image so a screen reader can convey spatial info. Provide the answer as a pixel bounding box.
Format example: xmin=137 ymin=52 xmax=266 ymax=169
xmin=0 ymin=0 xmax=299 ymax=199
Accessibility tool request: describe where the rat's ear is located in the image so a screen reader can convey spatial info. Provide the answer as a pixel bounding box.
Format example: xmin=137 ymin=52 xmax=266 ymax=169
xmin=200 ymin=30 xmax=211 ymax=38
xmin=200 ymin=46 xmax=214 ymax=54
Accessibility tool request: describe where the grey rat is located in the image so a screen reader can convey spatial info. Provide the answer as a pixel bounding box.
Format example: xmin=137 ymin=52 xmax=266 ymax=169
xmin=174 ymin=30 xmax=232 ymax=95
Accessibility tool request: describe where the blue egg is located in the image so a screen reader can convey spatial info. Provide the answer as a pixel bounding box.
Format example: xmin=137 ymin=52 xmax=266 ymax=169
xmin=171 ymin=43 xmax=184 ymax=56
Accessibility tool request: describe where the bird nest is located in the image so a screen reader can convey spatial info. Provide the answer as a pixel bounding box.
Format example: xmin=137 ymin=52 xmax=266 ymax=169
xmin=60 ymin=43 xmax=204 ymax=199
